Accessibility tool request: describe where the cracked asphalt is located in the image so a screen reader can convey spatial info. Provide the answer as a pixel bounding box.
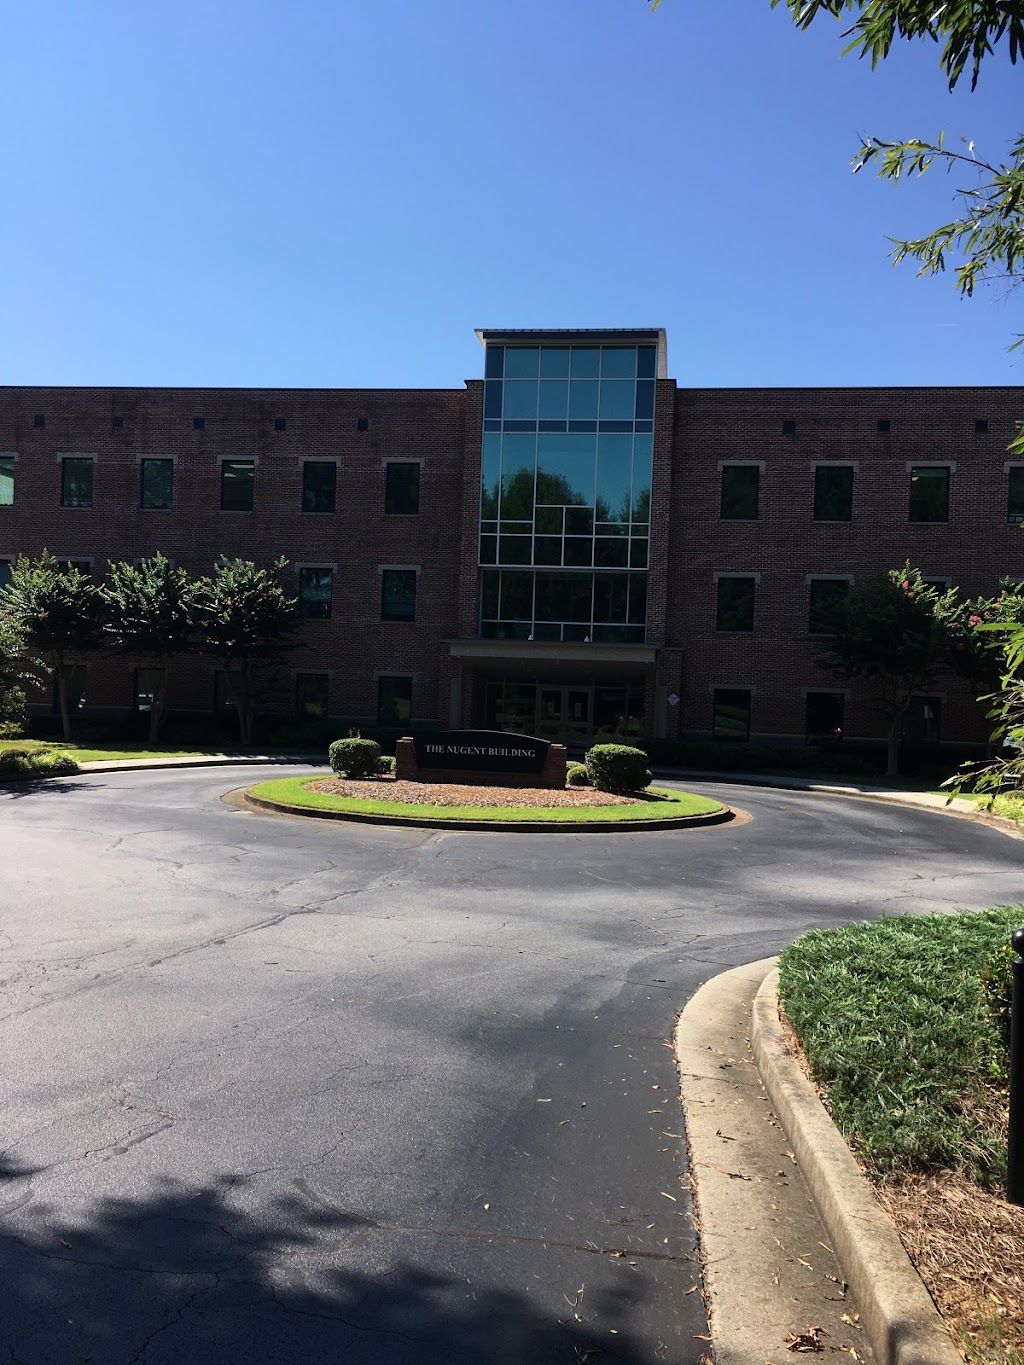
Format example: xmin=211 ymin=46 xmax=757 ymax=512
xmin=0 ymin=765 xmax=1020 ymax=1364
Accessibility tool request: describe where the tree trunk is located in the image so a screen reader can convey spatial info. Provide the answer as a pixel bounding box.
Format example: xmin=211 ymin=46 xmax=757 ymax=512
xmin=148 ymin=699 xmax=161 ymax=746
xmin=56 ymin=664 xmax=72 ymax=743
xmin=886 ymin=714 xmax=901 ymax=777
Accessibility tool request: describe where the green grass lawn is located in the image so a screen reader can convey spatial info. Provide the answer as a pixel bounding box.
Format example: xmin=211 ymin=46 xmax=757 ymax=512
xmin=778 ymin=907 xmax=1022 ymax=1183
xmin=248 ymin=775 xmax=724 ymax=824
xmin=0 ymin=738 xmax=238 ymax=762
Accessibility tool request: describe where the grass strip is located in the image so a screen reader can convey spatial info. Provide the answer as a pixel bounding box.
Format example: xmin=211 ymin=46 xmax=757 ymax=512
xmin=248 ymin=776 xmax=723 ymax=824
xmin=778 ymin=907 xmax=1023 ymax=1183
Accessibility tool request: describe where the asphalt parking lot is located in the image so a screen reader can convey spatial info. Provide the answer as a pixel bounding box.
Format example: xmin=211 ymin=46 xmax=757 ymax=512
xmin=1 ymin=766 xmax=1020 ymax=1364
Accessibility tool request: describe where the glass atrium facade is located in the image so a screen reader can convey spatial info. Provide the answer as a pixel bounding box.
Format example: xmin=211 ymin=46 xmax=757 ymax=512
xmin=478 ymin=340 xmax=655 ymax=643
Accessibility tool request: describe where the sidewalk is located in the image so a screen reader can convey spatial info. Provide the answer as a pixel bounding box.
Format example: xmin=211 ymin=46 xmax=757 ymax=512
xmin=677 ymin=959 xmax=962 ymax=1365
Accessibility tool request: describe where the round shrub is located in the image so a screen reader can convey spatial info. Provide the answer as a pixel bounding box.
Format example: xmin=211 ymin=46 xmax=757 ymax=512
xmin=328 ymin=737 xmax=382 ymax=779
xmin=376 ymin=754 xmax=397 ymax=776
xmin=585 ymin=744 xmax=652 ymax=794
xmin=566 ymin=761 xmax=590 ymax=787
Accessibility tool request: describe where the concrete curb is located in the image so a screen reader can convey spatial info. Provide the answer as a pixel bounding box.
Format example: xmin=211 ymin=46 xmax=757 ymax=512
xmin=751 ymin=968 xmax=961 ymax=1365
xmin=241 ymin=786 xmax=736 ymax=834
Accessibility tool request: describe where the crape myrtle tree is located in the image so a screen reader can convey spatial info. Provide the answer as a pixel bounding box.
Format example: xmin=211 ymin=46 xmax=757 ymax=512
xmin=194 ymin=557 xmax=300 ymax=745
xmin=941 ymin=577 xmax=1024 ymax=697
xmin=946 ymin=588 xmax=1024 ymax=794
xmin=817 ymin=563 xmax=953 ymax=775
xmin=1 ymin=552 xmax=107 ymax=741
xmin=0 ymin=606 xmax=35 ymax=735
xmin=104 ymin=553 xmax=197 ymax=744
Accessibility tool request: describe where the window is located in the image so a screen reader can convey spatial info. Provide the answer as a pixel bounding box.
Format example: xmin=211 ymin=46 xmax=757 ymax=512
xmin=976 ymin=419 xmax=989 ymax=434
xmin=33 ymin=415 xmax=44 ymax=429
xmin=479 ymin=568 xmax=647 ymax=643
xmin=221 ymin=460 xmax=254 ymax=511
xmin=715 ymin=576 xmax=756 ymax=632
xmin=134 ymin=667 xmax=164 ymax=714
xmin=1009 ymin=468 xmax=1024 ymax=524
xmin=909 ymin=466 xmax=949 ymax=523
xmin=806 ymin=692 xmax=844 ymax=745
xmin=0 ymin=456 xmax=13 ymax=506
xmin=904 ymin=696 xmax=941 ymax=747
xmin=295 ymin=673 xmax=330 ymax=718
xmin=720 ymin=466 xmax=759 ymax=520
xmin=140 ymin=458 xmax=173 ymax=510
xmin=193 ymin=416 xmax=205 ymax=431
xmin=813 ymin=465 xmax=853 ymax=522
xmin=61 ymin=457 xmax=93 ymax=508
xmin=385 ymin=462 xmax=420 ymax=515
xmin=713 ymin=688 xmax=751 ymax=743
xmin=298 ymin=567 xmax=333 ymax=620
xmin=302 ymin=461 xmax=336 ymax=514
xmin=112 ymin=415 xmax=124 ymax=430
xmin=274 ymin=417 xmax=286 ymax=432
xmin=781 ymin=419 xmax=796 ymax=434
xmin=378 ymin=675 xmax=412 ymax=726
xmin=808 ymin=578 xmax=850 ymax=634
xmin=877 ymin=418 xmax=891 ymax=434
xmin=357 ymin=416 xmax=369 ymax=433
xmin=381 ymin=569 xmax=417 ymax=621
xmin=0 ymin=560 xmax=11 ymax=592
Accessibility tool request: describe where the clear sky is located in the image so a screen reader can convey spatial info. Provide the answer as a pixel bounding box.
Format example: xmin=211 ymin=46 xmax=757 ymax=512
xmin=0 ymin=1 xmax=1018 ymax=390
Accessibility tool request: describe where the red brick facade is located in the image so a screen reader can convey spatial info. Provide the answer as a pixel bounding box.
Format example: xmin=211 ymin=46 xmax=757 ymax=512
xmin=0 ymin=365 xmax=1020 ymax=749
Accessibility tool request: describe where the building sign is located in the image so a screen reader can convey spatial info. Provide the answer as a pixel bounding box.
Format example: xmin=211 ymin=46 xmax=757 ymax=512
xmin=413 ymin=730 xmax=550 ymax=775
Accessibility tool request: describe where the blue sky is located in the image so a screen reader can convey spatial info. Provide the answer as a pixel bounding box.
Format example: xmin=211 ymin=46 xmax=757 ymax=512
xmin=0 ymin=1 xmax=1018 ymax=390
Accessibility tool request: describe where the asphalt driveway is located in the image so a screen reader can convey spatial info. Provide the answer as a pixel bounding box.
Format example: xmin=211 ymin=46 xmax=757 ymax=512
xmin=0 ymin=767 xmax=1020 ymax=1364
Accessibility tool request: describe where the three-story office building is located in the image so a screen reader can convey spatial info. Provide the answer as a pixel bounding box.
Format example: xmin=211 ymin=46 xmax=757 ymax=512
xmin=0 ymin=327 xmax=1020 ymax=749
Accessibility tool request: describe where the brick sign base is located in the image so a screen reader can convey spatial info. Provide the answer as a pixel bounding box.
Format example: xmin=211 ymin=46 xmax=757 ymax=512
xmin=396 ymin=734 xmax=567 ymax=789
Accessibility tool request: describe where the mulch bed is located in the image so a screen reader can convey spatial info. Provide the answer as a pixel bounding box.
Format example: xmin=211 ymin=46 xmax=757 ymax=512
xmin=307 ymin=777 xmax=666 ymax=809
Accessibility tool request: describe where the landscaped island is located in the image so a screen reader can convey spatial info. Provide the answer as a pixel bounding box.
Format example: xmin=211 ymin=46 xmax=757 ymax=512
xmin=245 ymin=773 xmax=725 ymax=828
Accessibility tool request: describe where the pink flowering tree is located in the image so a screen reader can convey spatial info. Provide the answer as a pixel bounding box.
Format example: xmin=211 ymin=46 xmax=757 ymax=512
xmin=817 ymin=562 xmax=954 ymax=775
xmin=940 ymin=579 xmax=1024 ymax=698
xmin=194 ymin=558 xmax=300 ymax=745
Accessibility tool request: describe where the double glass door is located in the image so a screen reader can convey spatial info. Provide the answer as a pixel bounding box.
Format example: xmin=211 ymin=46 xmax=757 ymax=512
xmin=536 ymin=685 xmax=592 ymax=746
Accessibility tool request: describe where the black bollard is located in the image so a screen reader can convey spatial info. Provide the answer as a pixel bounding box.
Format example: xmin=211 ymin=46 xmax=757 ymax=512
xmin=1009 ymin=928 xmax=1024 ymax=1206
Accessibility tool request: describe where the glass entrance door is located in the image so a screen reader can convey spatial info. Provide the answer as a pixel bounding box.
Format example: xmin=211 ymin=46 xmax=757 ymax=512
xmin=535 ymin=685 xmax=592 ymax=746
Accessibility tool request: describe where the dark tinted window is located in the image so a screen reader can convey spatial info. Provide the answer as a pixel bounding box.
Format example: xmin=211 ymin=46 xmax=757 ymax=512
xmin=716 ymin=577 xmax=755 ymax=632
xmin=720 ymin=466 xmax=759 ymax=520
xmin=909 ymin=467 xmax=949 ymax=523
xmin=813 ymin=465 xmax=853 ymax=521
xmin=61 ymin=457 xmax=93 ymax=508
xmin=221 ymin=460 xmax=254 ymax=511
xmin=140 ymin=458 xmax=173 ymax=510
xmin=298 ymin=567 xmax=333 ymax=620
xmin=295 ymin=673 xmax=330 ymax=718
xmin=1009 ymin=468 xmax=1024 ymax=524
xmin=385 ymin=462 xmax=420 ymax=515
xmin=381 ymin=569 xmax=416 ymax=621
xmin=806 ymin=692 xmax=844 ymax=744
xmin=302 ymin=462 xmax=336 ymax=514
xmin=0 ymin=456 xmax=13 ymax=506
xmin=713 ymin=688 xmax=750 ymax=743
xmin=378 ymin=675 xmax=412 ymax=726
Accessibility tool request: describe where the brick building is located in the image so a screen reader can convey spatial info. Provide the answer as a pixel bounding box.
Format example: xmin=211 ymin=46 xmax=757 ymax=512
xmin=0 ymin=327 xmax=1020 ymax=750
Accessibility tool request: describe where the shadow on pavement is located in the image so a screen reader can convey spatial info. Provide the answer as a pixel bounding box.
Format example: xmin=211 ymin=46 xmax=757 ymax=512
xmin=0 ymin=1170 xmax=679 ymax=1364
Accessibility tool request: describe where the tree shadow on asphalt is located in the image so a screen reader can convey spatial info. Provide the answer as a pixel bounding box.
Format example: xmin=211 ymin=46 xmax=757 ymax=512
xmin=0 ymin=1167 xmax=679 ymax=1364
xmin=0 ymin=778 xmax=101 ymax=800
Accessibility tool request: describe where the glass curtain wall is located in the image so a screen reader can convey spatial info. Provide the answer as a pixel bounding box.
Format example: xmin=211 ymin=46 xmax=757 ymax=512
xmin=479 ymin=343 xmax=654 ymax=642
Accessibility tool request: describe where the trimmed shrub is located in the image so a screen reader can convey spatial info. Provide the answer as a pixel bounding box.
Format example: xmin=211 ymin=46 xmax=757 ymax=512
xmin=0 ymin=749 xmax=79 ymax=780
xmin=566 ymin=761 xmax=590 ymax=787
xmin=328 ymin=737 xmax=382 ymax=779
xmin=376 ymin=754 xmax=397 ymax=776
xmin=585 ymin=744 xmax=652 ymax=794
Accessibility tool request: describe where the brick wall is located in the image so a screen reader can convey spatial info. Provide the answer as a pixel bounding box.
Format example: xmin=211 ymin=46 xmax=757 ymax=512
xmin=667 ymin=386 xmax=1024 ymax=744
